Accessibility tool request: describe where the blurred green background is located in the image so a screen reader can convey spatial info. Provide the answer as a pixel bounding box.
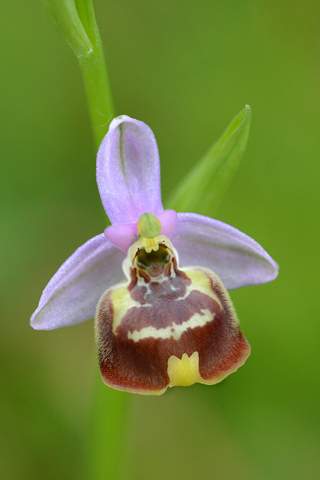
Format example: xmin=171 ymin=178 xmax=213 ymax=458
xmin=1 ymin=1 xmax=319 ymax=479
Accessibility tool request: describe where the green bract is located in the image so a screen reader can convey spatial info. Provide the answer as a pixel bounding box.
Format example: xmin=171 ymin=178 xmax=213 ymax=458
xmin=167 ymin=105 xmax=251 ymax=216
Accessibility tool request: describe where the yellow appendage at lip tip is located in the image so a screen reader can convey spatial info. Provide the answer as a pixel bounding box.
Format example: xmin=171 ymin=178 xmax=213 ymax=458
xmin=167 ymin=352 xmax=203 ymax=387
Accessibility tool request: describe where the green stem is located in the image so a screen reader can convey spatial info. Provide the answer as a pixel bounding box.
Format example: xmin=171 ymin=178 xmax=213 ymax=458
xmin=72 ymin=2 xmax=128 ymax=478
xmin=76 ymin=5 xmax=130 ymax=480
xmin=80 ymin=49 xmax=115 ymax=150
xmin=76 ymin=0 xmax=115 ymax=149
xmin=88 ymin=368 xmax=131 ymax=480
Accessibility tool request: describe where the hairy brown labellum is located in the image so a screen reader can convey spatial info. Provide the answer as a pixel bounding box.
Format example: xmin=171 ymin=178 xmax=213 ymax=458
xmin=95 ymin=236 xmax=250 ymax=395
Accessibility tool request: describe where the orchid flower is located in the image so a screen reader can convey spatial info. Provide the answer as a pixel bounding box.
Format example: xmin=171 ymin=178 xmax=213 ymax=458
xmin=31 ymin=115 xmax=278 ymax=395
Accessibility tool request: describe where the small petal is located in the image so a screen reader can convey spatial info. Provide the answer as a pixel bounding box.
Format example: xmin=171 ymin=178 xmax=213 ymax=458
xmin=97 ymin=115 xmax=163 ymax=225
xmin=31 ymin=234 xmax=125 ymax=330
xmin=171 ymin=213 xmax=278 ymax=290
xmin=104 ymin=210 xmax=178 ymax=253
xmin=158 ymin=209 xmax=178 ymax=237
xmin=104 ymin=223 xmax=138 ymax=252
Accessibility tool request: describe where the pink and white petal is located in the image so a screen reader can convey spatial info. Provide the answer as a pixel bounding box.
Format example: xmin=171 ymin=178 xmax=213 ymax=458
xmin=30 ymin=234 xmax=126 ymax=330
xmin=171 ymin=213 xmax=278 ymax=290
xmin=97 ymin=116 xmax=163 ymax=225
xmin=158 ymin=209 xmax=178 ymax=237
xmin=104 ymin=222 xmax=138 ymax=252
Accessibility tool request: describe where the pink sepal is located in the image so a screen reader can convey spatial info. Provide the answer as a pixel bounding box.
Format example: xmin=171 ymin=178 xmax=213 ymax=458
xmin=104 ymin=223 xmax=138 ymax=252
xmin=104 ymin=210 xmax=178 ymax=252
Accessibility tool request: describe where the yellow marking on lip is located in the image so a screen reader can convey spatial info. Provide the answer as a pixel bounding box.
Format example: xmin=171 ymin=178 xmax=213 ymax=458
xmin=186 ymin=268 xmax=222 ymax=308
xmin=127 ymin=309 xmax=213 ymax=342
xmin=167 ymin=350 xmax=244 ymax=388
xmin=167 ymin=352 xmax=203 ymax=387
xmin=111 ymin=285 xmax=141 ymax=334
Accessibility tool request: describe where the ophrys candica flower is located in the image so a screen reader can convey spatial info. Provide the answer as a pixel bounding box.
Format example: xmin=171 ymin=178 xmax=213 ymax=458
xmin=31 ymin=116 xmax=278 ymax=395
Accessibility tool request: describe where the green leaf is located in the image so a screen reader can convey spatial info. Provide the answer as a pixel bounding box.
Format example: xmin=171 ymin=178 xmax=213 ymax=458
xmin=39 ymin=0 xmax=93 ymax=59
xmin=167 ymin=105 xmax=252 ymax=216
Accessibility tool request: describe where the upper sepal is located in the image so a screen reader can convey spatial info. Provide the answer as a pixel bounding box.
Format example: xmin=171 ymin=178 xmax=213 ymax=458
xmin=97 ymin=116 xmax=163 ymax=225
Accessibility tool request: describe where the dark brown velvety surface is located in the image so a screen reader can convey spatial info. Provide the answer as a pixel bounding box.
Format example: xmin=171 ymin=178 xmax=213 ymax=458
xmin=95 ymin=259 xmax=250 ymax=393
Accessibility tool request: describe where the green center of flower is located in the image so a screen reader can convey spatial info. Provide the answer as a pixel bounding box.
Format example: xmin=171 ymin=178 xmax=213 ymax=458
xmin=137 ymin=213 xmax=161 ymax=239
xmin=136 ymin=213 xmax=162 ymax=253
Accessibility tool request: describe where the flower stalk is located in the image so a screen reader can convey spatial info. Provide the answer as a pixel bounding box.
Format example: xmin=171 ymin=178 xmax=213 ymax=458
xmin=88 ymin=371 xmax=130 ymax=480
xmin=79 ymin=48 xmax=114 ymax=149
xmin=39 ymin=0 xmax=114 ymax=148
